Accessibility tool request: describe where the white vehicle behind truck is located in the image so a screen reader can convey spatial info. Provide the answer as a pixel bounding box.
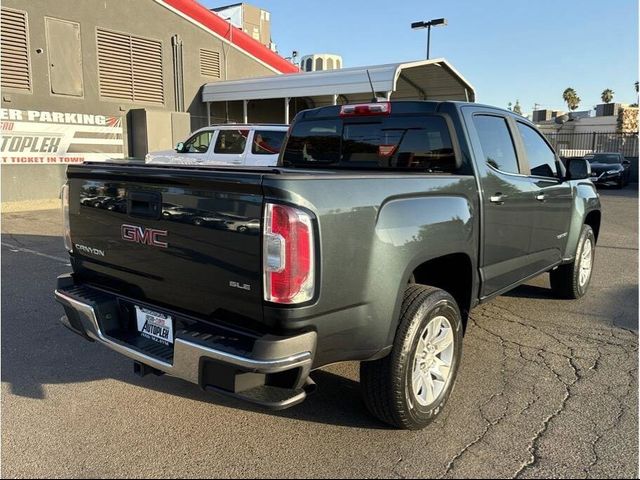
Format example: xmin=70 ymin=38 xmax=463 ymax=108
xmin=145 ymin=124 xmax=288 ymax=166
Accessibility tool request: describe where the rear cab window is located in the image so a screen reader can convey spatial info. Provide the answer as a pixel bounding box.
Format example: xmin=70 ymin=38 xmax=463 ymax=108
xmin=282 ymin=115 xmax=458 ymax=172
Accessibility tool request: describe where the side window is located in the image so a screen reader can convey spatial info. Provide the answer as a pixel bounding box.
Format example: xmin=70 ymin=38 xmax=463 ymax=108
xmin=517 ymin=122 xmax=557 ymax=177
xmin=473 ymin=115 xmax=520 ymax=174
xmin=183 ymin=131 xmax=212 ymax=153
xmin=214 ymin=130 xmax=248 ymax=154
xmin=252 ymin=130 xmax=286 ymax=155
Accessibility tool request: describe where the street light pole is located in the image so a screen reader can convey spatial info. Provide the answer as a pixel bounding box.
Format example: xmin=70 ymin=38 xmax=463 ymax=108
xmin=412 ymin=18 xmax=447 ymax=60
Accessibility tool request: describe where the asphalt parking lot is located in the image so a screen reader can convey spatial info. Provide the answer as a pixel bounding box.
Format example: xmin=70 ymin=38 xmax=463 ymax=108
xmin=2 ymin=188 xmax=638 ymax=479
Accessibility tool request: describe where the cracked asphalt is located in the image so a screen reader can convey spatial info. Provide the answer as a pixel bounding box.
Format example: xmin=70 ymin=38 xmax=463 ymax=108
xmin=2 ymin=188 xmax=638 ymax=478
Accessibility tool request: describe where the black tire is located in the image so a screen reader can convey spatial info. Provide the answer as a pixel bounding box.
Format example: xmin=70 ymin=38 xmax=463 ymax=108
xmin=360 ymin=285 xmax=464 ymax=430
xmin=550 ymin=225 xmax=595 ymax=299
xmin=193 ymin=218 xmax=203 ymax=226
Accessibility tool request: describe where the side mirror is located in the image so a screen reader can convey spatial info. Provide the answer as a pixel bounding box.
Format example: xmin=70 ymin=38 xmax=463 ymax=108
xmin=623 ymin=159 xmax=631 ymax=166
xmin=175 ymin=142 xmax=185 ymax=153
xmin=565 ymin=157 xmax=591 ymax=181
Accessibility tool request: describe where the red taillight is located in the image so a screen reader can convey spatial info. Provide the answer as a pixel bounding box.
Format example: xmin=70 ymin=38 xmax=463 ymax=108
xmin=263 ymin=203 xmax=315 ymax=304
xmin=340 ymin=102 xmax=391 ymax=117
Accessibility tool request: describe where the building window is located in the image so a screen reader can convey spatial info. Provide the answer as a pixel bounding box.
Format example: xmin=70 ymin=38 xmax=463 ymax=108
xmin=336 ymin=59 xmax=341 ymax=69
xmin=326 ymin=58 xmax=334 ymax=70
xmin=315 ymin=57 xmax=323 ymax=71
xmin=96 ymin=28 xmax=164 ymax=105
xmin=305 ymin=58 xmax=312 ymax=72
xmin=200 ymin=49 xmax=221 ymax=78
xmin=45 ymin=18 xmax=83 ymax=97
xmin=1 ymin=7 xmax=31 ymax=92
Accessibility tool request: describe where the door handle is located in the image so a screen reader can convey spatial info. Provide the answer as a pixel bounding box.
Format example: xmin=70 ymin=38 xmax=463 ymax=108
xmin=489 ymin=193 xmax=506 ymax=204
xmin=536 ymin=194 xmax=546 ymax=202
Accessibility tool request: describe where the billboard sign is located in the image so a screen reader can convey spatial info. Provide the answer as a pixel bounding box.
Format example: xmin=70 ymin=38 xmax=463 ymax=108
xmin=0 ymin=108 xmax=125 ymax=165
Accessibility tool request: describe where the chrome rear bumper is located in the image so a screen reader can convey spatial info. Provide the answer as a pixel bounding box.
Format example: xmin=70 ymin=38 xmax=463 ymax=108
xmin=54 ymin=283 xmax=316 ymax=409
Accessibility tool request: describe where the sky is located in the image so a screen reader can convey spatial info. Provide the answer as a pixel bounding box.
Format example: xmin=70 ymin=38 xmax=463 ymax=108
xmin=204 ymin=0 xmax=639 ymax=114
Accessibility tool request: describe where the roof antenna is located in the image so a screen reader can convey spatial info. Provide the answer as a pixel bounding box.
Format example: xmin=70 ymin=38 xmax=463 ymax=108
xmin=366 ymin=70 xmax=377 ymax=102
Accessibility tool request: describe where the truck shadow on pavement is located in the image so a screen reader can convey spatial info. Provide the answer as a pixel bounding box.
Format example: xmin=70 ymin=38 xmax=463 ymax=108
xmin=1 ymin=233 xmax=388 ymax=429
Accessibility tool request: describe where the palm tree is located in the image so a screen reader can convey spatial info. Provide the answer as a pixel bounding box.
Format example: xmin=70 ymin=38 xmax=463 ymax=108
xmin=601 ymin=89 xmax=614 ymax=104
xmin=562 ymin=88 xmax=581 ymax=111
xmin=635 ymin=81 xmax=639 ymax=93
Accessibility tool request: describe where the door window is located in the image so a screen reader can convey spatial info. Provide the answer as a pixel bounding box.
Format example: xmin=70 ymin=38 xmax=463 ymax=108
xmin=252 ymin=130 xmax=286 ymax=155
xmin=214 ymin=130 xmax=248 ymax=154
xmin=183 ymin=131 xmax=212 ymax=153
xmin=517 ymin=122 xmax=557 ymax=177
xmin=473 ymin=115 xmax=520 ymax=174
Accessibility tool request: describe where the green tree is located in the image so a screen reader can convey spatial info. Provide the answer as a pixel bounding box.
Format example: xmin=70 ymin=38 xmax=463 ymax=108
xmin=563 ymin=88 xmax=581 ymax=111
xmin=513 ymin=100 xmax=523 ymax=115
xmin=601 ymin=89 xmax=614 ymax=104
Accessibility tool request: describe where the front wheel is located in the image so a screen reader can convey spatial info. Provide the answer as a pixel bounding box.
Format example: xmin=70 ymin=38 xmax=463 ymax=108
xmin=550 ymin=224 xmax=595 ymax=299
xmin=360 ymin=285 xmax=464 ymax=430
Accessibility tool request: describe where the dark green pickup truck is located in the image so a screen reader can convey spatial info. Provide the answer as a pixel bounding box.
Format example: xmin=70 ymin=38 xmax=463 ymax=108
xmin=55 ymin=101 xmax=601 ymax=429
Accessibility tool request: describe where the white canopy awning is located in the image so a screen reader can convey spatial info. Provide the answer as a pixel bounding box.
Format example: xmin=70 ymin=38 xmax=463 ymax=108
xmin=202 ymin=58 xmax=475 ymax=103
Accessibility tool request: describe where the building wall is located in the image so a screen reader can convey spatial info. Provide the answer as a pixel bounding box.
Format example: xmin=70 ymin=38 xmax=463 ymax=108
xmin=242 ymin=4 xmax=270 ymax=47
xmin=572 ymin=116 xmax=618 ymax=134
xmin=1 ymin=0 xmax=277 ymax=203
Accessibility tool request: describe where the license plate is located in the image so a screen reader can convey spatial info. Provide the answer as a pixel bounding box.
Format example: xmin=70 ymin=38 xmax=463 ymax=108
xmin=135 ymin=306 xmax=174 ymax=345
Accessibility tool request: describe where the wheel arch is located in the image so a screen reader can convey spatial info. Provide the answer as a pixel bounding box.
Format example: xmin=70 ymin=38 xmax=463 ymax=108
xmin=584 ymin=209 xmax=601 ymax=242
xmin=385 ymin=252 xmax=477 ymax=347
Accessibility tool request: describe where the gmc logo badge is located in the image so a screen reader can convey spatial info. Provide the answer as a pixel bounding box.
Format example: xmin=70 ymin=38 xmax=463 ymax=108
xmin=121 ymin=224 xmax=168 ymax=248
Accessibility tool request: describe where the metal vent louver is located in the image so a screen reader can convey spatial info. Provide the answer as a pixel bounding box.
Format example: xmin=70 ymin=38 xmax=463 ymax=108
xmin=97 ymin=28 xmax=163 ymax=104
xmin=1 ymin=7 xmax=31 ymax=91
xmin=200 ymin=49 xmax=221 ymax=78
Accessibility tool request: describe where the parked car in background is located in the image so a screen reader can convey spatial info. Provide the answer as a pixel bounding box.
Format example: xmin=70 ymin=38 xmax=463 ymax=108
xmin=584 ymin=152 xmax=631 ymax=188
xmin=225 ymin=218 xmax=260 ymax=234
xmin=145 ymin=125 xmax=288 ymax=166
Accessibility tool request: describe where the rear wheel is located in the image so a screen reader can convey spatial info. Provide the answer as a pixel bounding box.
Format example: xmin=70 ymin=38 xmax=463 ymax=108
xmin=550 ymin=225 xmax=595 ymax=299
xmin=360 ymin=285 xmax=463 ymax=430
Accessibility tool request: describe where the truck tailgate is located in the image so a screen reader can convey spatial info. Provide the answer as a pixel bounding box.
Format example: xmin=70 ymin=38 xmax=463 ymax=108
xmin=67 ymin=164 xmax=265 ymax=324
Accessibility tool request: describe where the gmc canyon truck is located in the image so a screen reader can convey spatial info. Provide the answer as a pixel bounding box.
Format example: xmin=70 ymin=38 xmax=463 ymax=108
xmin=55 ymin=101 xmax=601 ymax=430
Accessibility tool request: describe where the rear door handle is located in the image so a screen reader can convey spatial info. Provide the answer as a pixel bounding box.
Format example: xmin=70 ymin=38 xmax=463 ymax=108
xmin=536 ymin=194 xmax=546 ymax=202
xmin=489 ymin=194 xmax=506 ymax=204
